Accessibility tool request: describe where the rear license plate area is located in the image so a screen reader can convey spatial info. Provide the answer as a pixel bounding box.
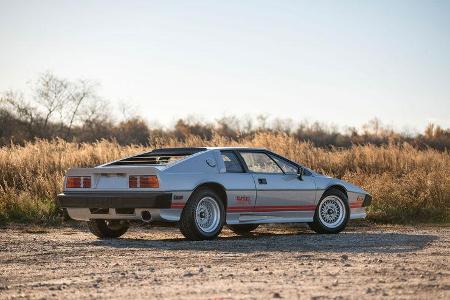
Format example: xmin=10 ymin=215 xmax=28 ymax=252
xmin=115 ymin=208 xmax=135 ymax=215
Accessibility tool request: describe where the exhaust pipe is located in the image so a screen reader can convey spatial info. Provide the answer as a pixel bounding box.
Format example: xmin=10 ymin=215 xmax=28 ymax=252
xmin=141 ymin=210 xmax=152 ymax=222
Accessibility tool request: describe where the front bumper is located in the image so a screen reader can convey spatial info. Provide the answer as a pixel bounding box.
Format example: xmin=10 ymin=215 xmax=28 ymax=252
xmin=57 ymin=192 xmax=173 ymax=208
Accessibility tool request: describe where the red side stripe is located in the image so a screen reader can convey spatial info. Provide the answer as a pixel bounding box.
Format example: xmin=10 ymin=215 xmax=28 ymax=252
xmin=171 ymin=203 xmax=362 ymax=210
xmin=350 ymin=200 xmax=364 ymax=208
xmin=227 ymin=205 xmax=316 ymax=212
xmin=170 ymin=204 xmax=185 ymax=209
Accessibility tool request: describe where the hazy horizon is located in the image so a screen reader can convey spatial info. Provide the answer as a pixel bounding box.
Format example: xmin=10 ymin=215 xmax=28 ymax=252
xmin=1 ymin=0 xmax=449 ymax=131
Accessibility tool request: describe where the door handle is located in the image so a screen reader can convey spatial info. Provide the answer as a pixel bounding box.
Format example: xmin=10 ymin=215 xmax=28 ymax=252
xmin=258 ymin=178 xmax=267 ymax=184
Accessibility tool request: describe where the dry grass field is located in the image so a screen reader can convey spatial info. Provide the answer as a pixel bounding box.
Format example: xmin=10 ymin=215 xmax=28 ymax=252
xmin=0 ymin=132 xmax=449 ymax=224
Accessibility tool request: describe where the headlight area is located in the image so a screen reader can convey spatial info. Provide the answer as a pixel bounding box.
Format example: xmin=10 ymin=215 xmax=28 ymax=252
xmin=129 ymin=175 xmax=159 ymax=188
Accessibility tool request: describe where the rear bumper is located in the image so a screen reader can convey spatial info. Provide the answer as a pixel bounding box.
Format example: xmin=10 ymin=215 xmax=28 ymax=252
xmin=57 ymin=192 xmax=172 ymax=208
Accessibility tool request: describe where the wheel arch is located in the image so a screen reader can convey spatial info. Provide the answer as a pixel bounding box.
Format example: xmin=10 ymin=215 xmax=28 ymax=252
xmin=310 ymin=184 xmax=350 ymax=234
xmin=324 ymin=185 xmax=348 ymax=201
xmin=190 ymin=182 xmax=228 ymax=208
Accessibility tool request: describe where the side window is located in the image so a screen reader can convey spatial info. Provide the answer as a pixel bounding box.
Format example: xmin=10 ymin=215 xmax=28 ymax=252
xmin=221 ymin=152 xmax=244 ymax=173
xmin=270 ymin=155 xmax=298 ymax=174
xmin=240 ymin=152 xmax=283 ymax=174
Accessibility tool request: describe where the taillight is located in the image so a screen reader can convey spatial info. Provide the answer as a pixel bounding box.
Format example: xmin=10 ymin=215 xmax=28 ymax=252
xmin=66 ymin=176 xmax=91 ymax=188
xmin=83 ymin=177 xmax=91 ymax=188
xmin=140 ymin=175 xmax=159 ymax=188
xmin=129 ymin=175 xmax=159 ymax=188
xmin=66 ymin=177 xmax=81 ymax=188
xmin=129 ymin=176 xmax=138 ymax=188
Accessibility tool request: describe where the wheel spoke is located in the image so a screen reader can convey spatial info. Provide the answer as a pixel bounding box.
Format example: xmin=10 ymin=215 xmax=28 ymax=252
xmin=318 ymin=196 xmax=346 ymax=228
xmin=195 ymin=197 xmax=220 ymax=233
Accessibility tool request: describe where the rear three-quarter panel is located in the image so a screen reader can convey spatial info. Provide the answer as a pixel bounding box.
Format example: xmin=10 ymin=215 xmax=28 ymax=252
xmin=161 ymin=150 xmax=257 ymax=220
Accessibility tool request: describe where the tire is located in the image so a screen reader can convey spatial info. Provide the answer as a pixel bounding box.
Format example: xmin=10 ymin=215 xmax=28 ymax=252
xmin=309 ymin=188 xmax=349 ymax=234
xmin=87 ymin=219 xmax=129 ymax=238
xmin=179 ymin=188 xmax=225 ymax=241
xmin=228 ymin=224 xmax=259 ymax=235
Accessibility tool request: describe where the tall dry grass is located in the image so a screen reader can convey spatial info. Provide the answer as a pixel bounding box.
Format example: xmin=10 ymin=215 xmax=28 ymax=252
xmin=0 ymin=133 xmax=449 ymax=224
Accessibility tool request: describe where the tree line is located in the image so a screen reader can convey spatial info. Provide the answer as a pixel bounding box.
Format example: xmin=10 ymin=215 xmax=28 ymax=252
xmin=1 ymin=72 xmax=449 ymax=150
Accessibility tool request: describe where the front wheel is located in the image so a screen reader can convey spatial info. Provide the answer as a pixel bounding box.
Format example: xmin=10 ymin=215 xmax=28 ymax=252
xmin=87 ymin=219 xmax=129 ymax=238
xmin=179 ymin=188 xmax=225 ymax=241
xmin=309 ymin=189 xmax=349 ymax=234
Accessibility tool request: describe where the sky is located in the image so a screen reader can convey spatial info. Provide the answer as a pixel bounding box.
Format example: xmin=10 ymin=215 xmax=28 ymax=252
xmin=0 ymin=0 xmax=449 ymax=131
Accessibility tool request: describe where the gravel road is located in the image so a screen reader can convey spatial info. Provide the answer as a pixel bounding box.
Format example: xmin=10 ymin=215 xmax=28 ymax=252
xmin=0 ymin=223 xmax=449 ymax=299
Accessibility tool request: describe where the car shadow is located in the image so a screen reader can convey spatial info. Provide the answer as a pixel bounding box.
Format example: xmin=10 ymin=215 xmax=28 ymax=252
xmin=90 ymin=228 xmax=438 ymax=254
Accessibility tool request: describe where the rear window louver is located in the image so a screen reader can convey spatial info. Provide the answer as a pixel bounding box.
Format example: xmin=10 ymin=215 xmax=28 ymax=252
xmin=107 ymin=147 xmax=206 ymax=166
xmin=110 ymin=154 xmax=187 ymax=165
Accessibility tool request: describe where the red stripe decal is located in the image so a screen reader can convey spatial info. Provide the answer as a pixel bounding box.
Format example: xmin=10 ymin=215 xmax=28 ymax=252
xmin=350 ymin=200 xmax=364 ymax=208
xmin=172 ymin=203 xmax=362 ymax=210
xmin=170 ymin=203 xmax=185 ymax=209
xmin=227 ymin=205 xmax=316 ymax=212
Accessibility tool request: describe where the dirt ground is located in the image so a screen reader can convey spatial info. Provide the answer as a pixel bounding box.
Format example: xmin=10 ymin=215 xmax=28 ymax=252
xmin=0 ymin=223 xmax=449 ymax=300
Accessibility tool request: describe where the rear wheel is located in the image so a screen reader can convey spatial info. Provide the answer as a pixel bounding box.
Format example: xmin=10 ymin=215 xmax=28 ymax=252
xmin=87 ymin=219 xmax=129 ymax=238
xmin=309 ymin=188 xmax=349 ymax=234
xmin=179 ymin=188 xmax=225 ymax=240
xmin=228 ymin=224 xmax=259 ymax=235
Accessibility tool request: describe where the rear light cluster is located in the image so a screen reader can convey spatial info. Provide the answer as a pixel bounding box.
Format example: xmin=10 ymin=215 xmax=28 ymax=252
xmin=129 ymin=175 xmax=159 ymax=188
xmin=66 ymin=176 xmax=91 ymax=188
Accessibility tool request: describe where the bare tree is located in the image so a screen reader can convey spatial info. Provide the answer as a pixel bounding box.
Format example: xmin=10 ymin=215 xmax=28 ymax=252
xmin=216 ymin=115 xmax=240 ymax=139
xmin=256 ymin=114 xmax=269 ymax=130
xmin=33 ymin=72 xmax=69 ymax=134
xmin=362 ymin=117 xmax=381 ymax=136
xmin=1 ymin=90 xmax=37 ymax=127
xmin=118 ymin=100 xmax=139 ymax=121
xmin=272 ymin=117 xmax=294 ymax=133
xmin=240 ymin=114 xmax=254 ymax=133
xmin=65 ymin=80 xmax=97 ymax=138
xmin=79 ymin=97 xmax=110 ymax=124
xmin=31 ymin=72 xmax=104 ymax=139
xmin=0 ymin=90 xmax=40 ymax=140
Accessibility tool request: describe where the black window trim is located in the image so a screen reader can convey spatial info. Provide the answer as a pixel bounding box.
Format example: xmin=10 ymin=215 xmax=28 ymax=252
xmin=220 ymin=150 xmax=247 ymax=173
xmin=268 ymin=153 xmax=298 ymax=175
xmin=236 ymin=149 xmax=285 ymax=175
xmin=267 ymin=151 xmax=312 ymax=176
xmin=236 ymin=149 xmax=312 ymax=177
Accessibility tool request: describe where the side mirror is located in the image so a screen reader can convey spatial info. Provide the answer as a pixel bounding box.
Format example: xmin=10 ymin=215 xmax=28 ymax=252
xmin=297 ymin=166 xmax=304 ymax=181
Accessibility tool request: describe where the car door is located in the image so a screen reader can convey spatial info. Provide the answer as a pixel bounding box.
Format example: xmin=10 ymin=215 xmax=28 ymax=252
xmin=219 ymin=151 xmax=257 ymax=213
xmin=238 ymin=151 xmax=317 ymax=215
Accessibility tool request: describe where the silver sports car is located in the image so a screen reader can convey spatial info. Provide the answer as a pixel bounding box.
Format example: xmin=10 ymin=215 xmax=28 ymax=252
xmin=58 ymin=147 xmax=372 ymax=240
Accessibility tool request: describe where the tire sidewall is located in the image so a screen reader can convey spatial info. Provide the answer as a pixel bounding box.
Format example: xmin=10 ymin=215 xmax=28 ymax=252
xmin=88 ymin=219 xmax=129 ymax=238
xmin=314 ymin=189 xmax=350 ymax=233
xmin=188 ymin=189 xmax=225 ymax=239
